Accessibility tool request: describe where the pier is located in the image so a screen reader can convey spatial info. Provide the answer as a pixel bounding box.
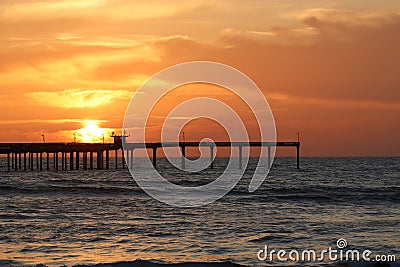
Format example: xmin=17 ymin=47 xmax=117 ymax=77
xmin=0 ymin=140 xmax=300 ymax=171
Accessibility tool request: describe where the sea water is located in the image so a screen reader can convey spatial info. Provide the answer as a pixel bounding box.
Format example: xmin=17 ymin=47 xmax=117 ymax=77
xmin=0 ymin=157 xmax=399 ymax=266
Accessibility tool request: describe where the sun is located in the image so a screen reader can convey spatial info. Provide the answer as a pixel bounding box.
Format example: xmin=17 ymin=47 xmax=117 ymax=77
xmin=77 ymin=120 xmax=104 ymax=143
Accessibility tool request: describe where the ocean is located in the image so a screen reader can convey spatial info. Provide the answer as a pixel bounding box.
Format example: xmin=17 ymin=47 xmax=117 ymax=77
xmin=0 ymin=157 xmax=399 ymax=267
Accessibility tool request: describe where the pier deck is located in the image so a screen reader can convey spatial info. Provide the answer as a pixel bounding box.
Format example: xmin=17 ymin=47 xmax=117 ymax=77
xmin=0 ymin=141 xmax=300 ymax=171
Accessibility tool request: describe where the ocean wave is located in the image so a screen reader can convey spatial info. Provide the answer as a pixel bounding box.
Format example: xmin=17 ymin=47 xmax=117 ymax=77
xmin=3 ymin=259 xmax=399 ymax=267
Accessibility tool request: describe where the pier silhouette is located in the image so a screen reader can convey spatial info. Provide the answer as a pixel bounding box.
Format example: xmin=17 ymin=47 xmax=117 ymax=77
xmin=0 ymin=136 xmax=300 ymax=171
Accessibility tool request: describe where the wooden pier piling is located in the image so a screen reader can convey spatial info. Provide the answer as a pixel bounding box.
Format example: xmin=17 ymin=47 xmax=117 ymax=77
xmin=152 ymin=146 xmax=157 ymax=168
xmin=76 ymin=152 xmax=79 ymax=170
xmin=115 ymin=149 xmax=118 ymax=169
xmin=7 ymin=153 xmax=10 ymax=171
xmin=238 ymin=146 xmax=242 ymax=170
xmin=14 ymin=153 xmax=17 ymax=171
xmin=89 ymin=152 xmax=93 ymax=170
xmin=40 ymin=153 xmax=43 ymax=171
xmin=23 ymin=153 xmax=27 ymax=171
xmin=181 ymin=145 xmax=186 ymax=169
xmin=210 ymin=145 xmax=215 ymax=169
xmin=296 ymin=143 xmax=300 ymax=170
xmin=105 ymin=150 xmax=109 ymax=169
xmin=96 ymin=151 xmax=102 ymax=170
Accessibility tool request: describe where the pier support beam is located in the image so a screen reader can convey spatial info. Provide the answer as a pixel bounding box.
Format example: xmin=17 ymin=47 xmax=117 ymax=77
xmin=115 ymin=149 xmax=118 ymax=169
xmin=61 ymin=153 xmax=65 ymax=170
xmin=267 ymin=146 xmax=271 ymax=168
xmin=106 ymin=150 xmax=109 ymax=170
xmin=24 ymin=153 xmax=27 ymax=171
xmin=14 ymin=153 xmax=17 ymax=171
xmin=36 ymin=152 xmax=39 ymax=170
xmin=210 ymin=145 xmax=214 ymax=169
xmin=70 ymin=152 xmax=74 ymax=170
xmin=53 ymin=153 xmax=56 ymax=169
xmin=18 ymin=153 xmax=21 ymax=169
xmin=239 ymin=146 xmax=242 ymax=170
xmin=152 ymin=147 xmax=157 ymax=168
xmin=96 ymin=151 xmax=102 ymax=170
xmin=122 ymin=150 xmax=125 ymax=169
xmin=125 ymin=150 xmax=129 ymax=169
xmin=40 ymin=153 xmax=43 ymax=171
xmin=90 ymin=152 xmax=93 ymax=170
xmin=55 ymin=153 xmax=58 ymax=170
xmin=47 ymin=152 xmax=50 ymax=171
xmin=30 ymin=153 xmax=33 ymax=171
xmin=296 ymin=144 xmax=300 ymax=170
xmin=130 ymin=149 xmax=134 ymax=168
xmin=83 ymin=152 xmax=87 ymax=170
xmin=76 ymin=152 xmax=80 ymax=170
xmin=7 ymin=153 xmax=10 ymax=171
xmin=181 ymin=145 xmax=186 ymax=169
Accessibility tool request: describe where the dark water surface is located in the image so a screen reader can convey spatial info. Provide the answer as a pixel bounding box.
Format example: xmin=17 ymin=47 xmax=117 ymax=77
xmin=0 ymin=157 xmax=399 ymax=266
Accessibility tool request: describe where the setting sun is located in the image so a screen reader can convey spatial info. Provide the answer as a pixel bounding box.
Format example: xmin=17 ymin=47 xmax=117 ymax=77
xmin=76 ymin=120 xmax=105 ymax=143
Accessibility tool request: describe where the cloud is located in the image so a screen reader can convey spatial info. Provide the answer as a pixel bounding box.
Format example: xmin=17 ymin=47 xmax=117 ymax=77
xmin=221 ymin=27 xmax=318 ymax=45
xmin=0 ymin=0 xmax=209 ymax=40
xmin=0 ymin=118 xmax=107 ymax=125
xmin=0 ymin=1 xmax=170 ymax=24
xmin=86 ymin=11 xmax=400 ymax=105
xmin=211 ymin=11 xmax=400 ymax=103
xmin=26 ymin=89 xmax=134 ymax=108
xmin=299 ymin=9 xmax=400 ymax=42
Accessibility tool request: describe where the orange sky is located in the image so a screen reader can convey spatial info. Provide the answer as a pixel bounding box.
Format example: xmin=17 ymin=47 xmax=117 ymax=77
xmin=0 ymin=0 xmax=399 ymax=156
